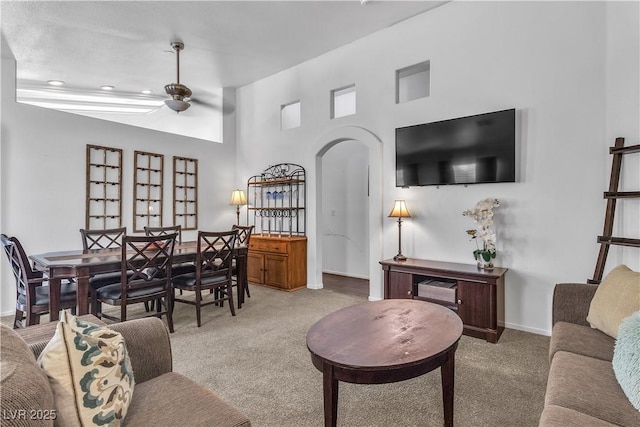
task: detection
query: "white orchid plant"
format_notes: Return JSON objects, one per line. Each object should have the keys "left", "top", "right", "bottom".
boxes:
{"left": 463, "top": 198, "right": 500, "bottom": 263}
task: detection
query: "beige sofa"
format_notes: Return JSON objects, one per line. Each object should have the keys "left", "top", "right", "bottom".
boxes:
{"left": 539, "top": 283, "right": 640, "bottom": 426}
{"left": 1, "top": 317, "right": 252, "bottom": 427}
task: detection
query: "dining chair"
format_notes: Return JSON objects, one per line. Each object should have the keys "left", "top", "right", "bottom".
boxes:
{"left": 80, "top": 227, "right": 127, "bottom": 250}
{"left": 144, "top": 225, "right": 196, "bottom": 276}
{"left": 1, "top": 234, "right": 77, "bottom": 328}
{"left": 172, "top": 230, "right": 237, "bottom": 327}
{"left": 93, "top": 233, "right": 178, "bottom": 333}
{"left": 231, "top": 224, "right": 254, "bottom": 298}
{"left": 80, "top": 227, "right": 128, "bottom": 313}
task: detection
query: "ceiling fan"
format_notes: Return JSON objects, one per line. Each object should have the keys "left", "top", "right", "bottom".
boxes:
{"left": 164, "top": 41, "right": 192, "bottom": 113}
{"left": 164, "top": 41, "right": 232, "bottom": 115}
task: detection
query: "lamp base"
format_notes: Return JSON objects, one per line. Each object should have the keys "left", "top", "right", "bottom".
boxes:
{"left": 393, "top": 254, "right": 407, "bottom": 261}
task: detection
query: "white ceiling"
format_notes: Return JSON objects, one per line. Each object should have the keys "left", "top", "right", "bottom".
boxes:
{"left": 1, "top": 1, "right": 447, "bottom": 95}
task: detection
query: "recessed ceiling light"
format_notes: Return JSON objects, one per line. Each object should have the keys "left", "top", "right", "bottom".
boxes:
{"left": 141, "top": 89, "right": 153, "bottom": 94}
{"left": 47, "top": 80, "right": 65, "bottom": 86}
{"left": 100, "top": 85, "right": 115, "bottom": 91}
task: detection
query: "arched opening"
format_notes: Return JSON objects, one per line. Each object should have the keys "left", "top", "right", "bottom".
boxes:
{"left": 306, "top": 126, "right": 383, "bottom": 300}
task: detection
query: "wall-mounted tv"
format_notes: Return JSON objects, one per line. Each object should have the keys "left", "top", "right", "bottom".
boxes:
{"left": 395, "top": 108, "right": 516, "bottom": 187}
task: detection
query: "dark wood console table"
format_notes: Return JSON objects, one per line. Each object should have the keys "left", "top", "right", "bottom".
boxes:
{"left": 380, "top": 258, "right": 507, "bottom": 343}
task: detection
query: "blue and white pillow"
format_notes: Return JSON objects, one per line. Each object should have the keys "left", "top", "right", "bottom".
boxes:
{"left": 613, "top": 311, "right": 640, "bottom": 411}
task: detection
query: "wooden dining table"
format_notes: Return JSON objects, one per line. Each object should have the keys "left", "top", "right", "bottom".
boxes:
{"left": 29, "top": 241, "right": 249, "bottom": 322}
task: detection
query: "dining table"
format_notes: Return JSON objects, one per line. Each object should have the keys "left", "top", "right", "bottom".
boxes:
{"left": 29, "top": 241, "right": 249, "bottom": 322}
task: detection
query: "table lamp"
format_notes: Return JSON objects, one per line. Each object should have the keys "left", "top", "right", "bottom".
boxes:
{"left": 229, "top": 189, "right": 247, "bottom": 225}
{"left": 388, "top": 200, "right": 410, "bottom": 261}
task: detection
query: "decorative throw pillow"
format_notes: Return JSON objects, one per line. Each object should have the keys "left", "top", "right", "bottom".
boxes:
{"left": 37, "top": 311, "right": 135, "bottom": 426}
{"left": 586, "top": 264, "right": 640, "bottom": 338}
{"left": 612, "top": 311, "right": 640, "bottom": 411}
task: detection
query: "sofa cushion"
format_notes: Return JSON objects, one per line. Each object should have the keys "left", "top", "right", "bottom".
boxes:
{"left": 549, "top": 321, "right": 614, "bottom": 363}
{"left": 123, "top": 372, "right": 251, "bottom": 427}
{"left": 612, "top": 311, "right": 640, "bottom": 411}
{"left": 1, "top": 324, "right": 56, "bottom": 427}
{"left": 37, "top": 311, "right": 135, "bottom": 426}
{"left": 546, "top": 351, "right": 640, "bottom": 426}
{"left": 586, "top": 264, "right": 640, "bottom": 338}
{"left": 539, "top": 405, "right": 618, "bottom": 427}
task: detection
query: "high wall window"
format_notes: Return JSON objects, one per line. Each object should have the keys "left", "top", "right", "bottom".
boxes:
{"left": 396, "top": 60, "right": 430, "bottom": 104}
{"left": 331, "top": 84, "right": 356, "bottom": 119}
{"left": 281, "top": 100, "right": 301, "bottom": 130}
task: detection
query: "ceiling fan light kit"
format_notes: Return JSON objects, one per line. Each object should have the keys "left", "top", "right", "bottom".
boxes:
{"left": 164, "top": 41, "right": 192, "bottom": 113}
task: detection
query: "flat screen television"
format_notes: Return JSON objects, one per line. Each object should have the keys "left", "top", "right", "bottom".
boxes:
{"left": 395, "top": 108, "right": 516, "bottom": 187}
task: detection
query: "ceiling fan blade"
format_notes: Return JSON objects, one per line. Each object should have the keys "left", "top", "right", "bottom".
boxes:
{"left": 189, "top": 97, "right": 218, "bottom": 109}
{"left": 189, "top": 96, "right": 235, "bottom": 115}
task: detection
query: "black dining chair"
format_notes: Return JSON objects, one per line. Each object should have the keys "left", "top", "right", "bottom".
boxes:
{"left": 1, "top": 234, "right": 77, "bottom": 328}
{"left": 231, "top": 224, "right": 254, "bottom": 299}
{"left": 80, "top": 227, "right": 128, "bottom": 314}
{"left": 93, "top": 233, "right": 178, "bottom": 332}
{"left": 144, "top": 225, "right": 196, "bottom": 277}
{"left": 172, "top": 230, "right": 237, "bottom": 327}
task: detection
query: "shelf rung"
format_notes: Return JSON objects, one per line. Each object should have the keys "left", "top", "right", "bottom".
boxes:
{"left": 597, "top": 236, "right": 640, "bottom": 247}
{"left": 604, "top": 191, "right": 640, "bottom": 199}
{"left": 610, "top": 144, "right": 640, "bottom": 155}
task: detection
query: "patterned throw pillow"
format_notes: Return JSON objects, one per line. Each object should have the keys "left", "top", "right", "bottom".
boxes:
{"left": 37, "top": 311, "right": 135, "bottom": 426}
{"left": 613, "top": 311, "right": 640, "bottom": 411}
{"left": 586, "top": 264, "right": 640, "bottom": 338}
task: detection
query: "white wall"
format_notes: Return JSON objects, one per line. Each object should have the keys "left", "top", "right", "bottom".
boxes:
{"left": 236, "top": 1, "right": 640, "bottom": 335}
{"left": 321, "top": 140, "right": 369, "bottom": 279}
{"left": 1, "top": 57, "right": 239, "bottom": 315}
{"left": 605, "top": 1, "right": 640, "bottom": 271}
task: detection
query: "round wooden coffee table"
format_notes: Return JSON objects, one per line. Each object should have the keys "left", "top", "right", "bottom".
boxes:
{"left": 306, "top": 299, "right": 463, "bottom": 427}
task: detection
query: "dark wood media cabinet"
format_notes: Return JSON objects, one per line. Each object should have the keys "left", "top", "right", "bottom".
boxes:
{"left": 380, "top": 258, "right": 507, "bottom": 343}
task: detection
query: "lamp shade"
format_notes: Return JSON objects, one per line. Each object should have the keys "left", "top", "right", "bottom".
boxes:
{"left": 229, "top": 189, "right": 247, "bottom": 206}
{"left": 388, "top": 200, "right": 411, "bottom": 218}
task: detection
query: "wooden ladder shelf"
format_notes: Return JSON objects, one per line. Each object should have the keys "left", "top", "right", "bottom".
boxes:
{"left": 590, "top": 137, "right": 640, "bottom": 284}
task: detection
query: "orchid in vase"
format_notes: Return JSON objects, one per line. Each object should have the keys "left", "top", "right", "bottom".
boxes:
{"left": 463, "top": 198, "right": 500, "bottom": 270}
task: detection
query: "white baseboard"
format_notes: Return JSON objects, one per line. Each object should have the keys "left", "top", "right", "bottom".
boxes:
{"left": 322, "top": 270, "right": 369, "bottom": 281}
{"left": 307, "top": 283, "right": 323, "bottom": 290}
{"left": 504, "top": 321, "right": 550, "bottom": 336}
{"left": 368, "top": 295, "right": 382, "bottom": 302}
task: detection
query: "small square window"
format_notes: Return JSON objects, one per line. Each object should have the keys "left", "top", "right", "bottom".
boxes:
{"left": 396, "top": 61, "right": 430, "bottom": 104}
{"left": 281, "top": 101, "right": 301, "bottom": 130}
{"left": 331, "top": 85, "right": 356, "bottom": 119}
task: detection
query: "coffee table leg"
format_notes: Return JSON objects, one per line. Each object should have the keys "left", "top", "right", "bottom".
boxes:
{"left": 441, "top": 351, "right": 455, "bottom": 427}
{"left": 323, "top": 364, "right": 338, "bottom": 427}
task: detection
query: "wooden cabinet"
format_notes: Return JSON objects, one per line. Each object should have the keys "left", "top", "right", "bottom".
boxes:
{"left": 248, "top": 235, "right": 307, "bottom": 291}
{"left": 380, "top": 258, "right": 507, "bottom": 343}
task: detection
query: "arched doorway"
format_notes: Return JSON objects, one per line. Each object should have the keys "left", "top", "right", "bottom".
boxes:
{"left": 306, "top": 126, "right": 383, "bottom": 300}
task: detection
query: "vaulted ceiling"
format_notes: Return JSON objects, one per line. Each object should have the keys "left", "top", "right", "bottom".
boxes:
{"left": 1, "top": 1, "right": 447, "bottom": 140}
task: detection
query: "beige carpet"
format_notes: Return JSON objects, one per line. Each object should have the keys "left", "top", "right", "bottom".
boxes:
{"left": 3, "top": 285, "right": 551, "bottom": 426}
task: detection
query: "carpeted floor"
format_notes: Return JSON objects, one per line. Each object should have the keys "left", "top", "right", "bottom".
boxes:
{"left": 3, "top": 284, "right": 551, "bottom": 426}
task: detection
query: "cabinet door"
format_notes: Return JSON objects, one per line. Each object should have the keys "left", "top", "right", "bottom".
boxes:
{"left": 264, "top": 254, "right": 288, "bottom": 288}
{"left": 247, "top": 252, "right": 265, "bottom": 284}
{"left": 457, "top": 280, "right": 491, "bottom": 329}
{"left": 388, "top": 272, "right": 414, "bottom": 299}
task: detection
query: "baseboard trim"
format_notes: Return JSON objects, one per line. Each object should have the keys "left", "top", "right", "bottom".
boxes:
{"left": 504, "top": 321, "right": 550, "bottom": 336}
{"left": 307, "top": 283, "right": 323, "bottom": 290}
{"left": 322, "top": 270, "right": 370, "bottom": 281}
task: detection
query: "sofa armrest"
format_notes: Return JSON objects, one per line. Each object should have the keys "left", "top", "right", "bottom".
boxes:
{"left": 109, "top": 317, "right": 173, "bottom": 384}
{"left": 552, "top": 283, "right": 598, "bottom": 326}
